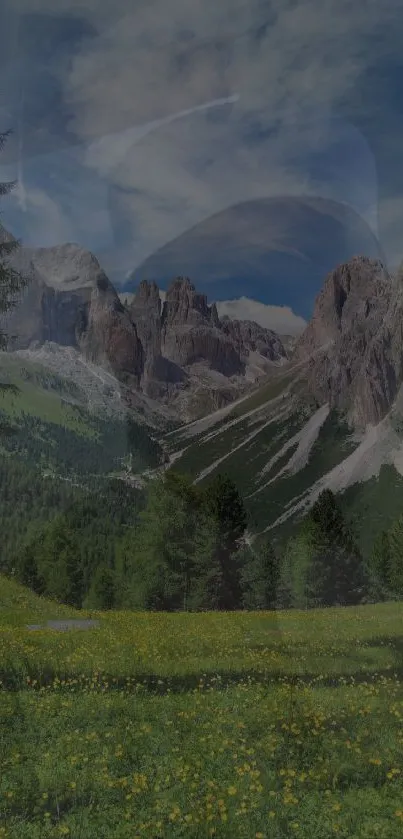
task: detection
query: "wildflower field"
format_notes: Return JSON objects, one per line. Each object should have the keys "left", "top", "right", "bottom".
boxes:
{"left": 1, "top": 576, "right": 403, "bottom": 838}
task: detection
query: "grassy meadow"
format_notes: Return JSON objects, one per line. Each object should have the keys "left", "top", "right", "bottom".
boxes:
{"left": 1, "top": 576, "right": 403, "bottom": 838}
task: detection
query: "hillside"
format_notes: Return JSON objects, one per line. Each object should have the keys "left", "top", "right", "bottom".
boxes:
{"left": 162, "top": 256, "right": 403, "bottom": 551}
{"left": 4, "top": 225, "right": 403, "bottom": 564}
{"left": 0, "top": 350, "right": 165, "bottom": 480}
{"left": 0, "top": 348, "right": 166, "bottom": 581}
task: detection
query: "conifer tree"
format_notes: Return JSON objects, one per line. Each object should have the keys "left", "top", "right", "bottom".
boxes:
{"left": 240, "top": 536, "right": 280, "bottom": 610}
{"left": 201, "top": 473, "right": 247, "bottom": 609}
{"left": 0, "top": 129, "right": 28, "bottom": 429}
{"left": 368, "top": 529, "right": 393, "bottom": 601}
{"left": 283, "top": 490, "right": 367, "bottom": 608}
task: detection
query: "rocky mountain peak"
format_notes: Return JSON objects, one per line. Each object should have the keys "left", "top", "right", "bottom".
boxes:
{"left": 135, "top": 279, "right": 161, "bottom": 305}
{"left": 163, "top": 276, "right": 215, "bottom": 328}
{"left": 1, "top": 231, "right": 293, "bottom": 420}
{"left": 220, "top": 317, "right": 287, "bottom": 363}
{"left": 293, "top": 255, "right": 395, "bottom": 427}
{"left": 295, "top": 256, "right": 391, "bottom": 361}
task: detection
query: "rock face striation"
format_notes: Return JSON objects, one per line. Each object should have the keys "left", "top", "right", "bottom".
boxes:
{"left": 293, "top": 256, "right": 396, "bottom": 426}
{"left": 8, "top": 230, "right": 403, "bottom": 429}
{"left": 160, "top": 278, "right": 243, "bottom": 376}
{"left": 220, "top": 316, "right": 287, "bottom": 362}
{"left": 2, "top": 232, "right": 288, "bottom": 419}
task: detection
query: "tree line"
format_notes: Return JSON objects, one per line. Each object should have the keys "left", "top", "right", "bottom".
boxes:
{"left": 8, "top": 464, "right": 401, "bottom": 613}
{"left": 2, "top": 127, "right": 403, "bottom": 614}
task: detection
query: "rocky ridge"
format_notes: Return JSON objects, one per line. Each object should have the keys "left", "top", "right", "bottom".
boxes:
{"left": 1, "top": 233, "right": 288, "bottom": 421}
{"left": 5, "top": 224, "right": 403, "bottom": 429}
{"left": 293, "top": 255, "right": 397, "bottom": 427}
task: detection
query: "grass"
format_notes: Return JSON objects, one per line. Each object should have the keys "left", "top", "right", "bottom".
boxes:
{"left": 340, "top": 465, "right": 403, "bottom": 558}
{"left": 1, "top": 576, "right": 403, "bottom": 837}
{"left": 0, "top": 357, "right": 96, "bottom": 439}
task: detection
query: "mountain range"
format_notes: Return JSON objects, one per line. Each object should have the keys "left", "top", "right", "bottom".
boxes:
{"left": 0, "top": 226, "right": 290, "bottom": 425}
{"left": 3, "top": 227, "right": 403, "bottom": 553}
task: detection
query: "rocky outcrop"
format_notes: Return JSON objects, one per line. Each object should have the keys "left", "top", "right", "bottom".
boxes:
{"left": 80, "top": 274, "right": 144, "bottom": 387}
{"left": 1, "top": 230, "right": 288, "bottom": 419}
{"left": 161, "top": 277, "right": 244, "bottom": 376}
{"left": 2, "top": 233, "right": 143, "bottom": 388}
{"left": 128, "top": 280, "right": 161, "bottom": 362}
{"left": 294, "top": 256, "right": 394, "bottom": 426}
{"left": 220, "top": 316, "right": 287, "bottom": 362}
{"left": 4, "top": 248, "right": 92, "bottom": 349}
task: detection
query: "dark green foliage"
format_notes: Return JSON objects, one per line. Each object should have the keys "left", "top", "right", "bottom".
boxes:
{"left": 16, "top": 528, "right": 46, "bottom": 596}
{"left": 0, "top": 130, "right": 29, "bottom": 400}
{"left": 115, "top": 475, "right": 219, "bottom": 611}
{"left": 200, "top": 473, "right": 247, "bottom": 610}
{"left": 0, "top": 407, "right": 163, "bottom": 478}
{"left": 281, "top": 489, "right": 367, "bottom": 609}
{"left": 83, "top": 563, "right": 116, "bottom": 610}
{"left": 6, "top": 435, "right": 403, "bottom": 614}
{"left": 1, "top": 455, "right": 143, "bottom": 607}
{"left": 386, "top": 515, "right": 403, "bottom": 597}
{"left": 367, "top": 515, "right": 403, "bottom": 600}
{"left": 367, "top": 530, "right": 394, "bottom": 601}
{"left": 240, "top": 536, "right": 280, "bottom": 610}
{"left": 202, "top": 473, "right": 247, "bottom": 552}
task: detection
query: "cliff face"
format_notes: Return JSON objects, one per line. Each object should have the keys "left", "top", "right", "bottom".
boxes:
{"left": 220, "top": 316, "right": 286, "bottom": 362}
{"left": 2, "top": 234, "right": 287, "bottom": 419}
{"left": 160, "top": 278, "right": 244, "bottom": 375}
{"left": 5, "top": 225, "right": 403, "bottom": 428}
{"left": 293, "top": 256, "right": 395, "bottom": 426}
{"left": 80, "top": 274, "right": 144, "bottom": 388}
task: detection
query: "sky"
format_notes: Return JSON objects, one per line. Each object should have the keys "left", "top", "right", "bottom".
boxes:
{"left": 0, "top": 0, "right": 403, "bottom": 328}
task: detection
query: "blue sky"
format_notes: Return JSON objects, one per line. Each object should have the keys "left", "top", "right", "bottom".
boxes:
{"left": 0, "top": 0, "right": 402, "bottom": 321}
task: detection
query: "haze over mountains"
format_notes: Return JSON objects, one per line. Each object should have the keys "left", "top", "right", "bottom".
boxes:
{"left": 124, "top": 196, "right": 385, "bottom": 319}
{"left": 2, "top": 218, "right": 402, "bottom": 432}
{"left": 5, "top": 212, "right": 403, "bottom": 548}
{"left": 1, "top": 226, "right": 290, "bottom": 423}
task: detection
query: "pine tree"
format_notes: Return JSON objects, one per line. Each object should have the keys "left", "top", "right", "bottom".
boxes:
{"left": 240, "top": 536, "right": 280, "bottom": 610}
{"left": 304, "top": 489, "right": 367, "bottom": 606}
{"left": 201, "top": 473, "right": 247, "bottom": 609}
{"left": 385, "top": 515, "right": 403, "bottom": 598}
{"left": 367, "top": 530, "right": 393, "bottom": 601}
{"left": 282, "top": 490, "right": 367, "bottom": 609}
{"left": 83, "top": 563, "right": 115, "bottom": 610}
{"left": 0, "top": 129, "right": 28, "bottom": 430}
{"left": 16, "top": 529, "right": 45, "bottom": 595}
{"left": 203, "top": 473, "right": 247, "bottom": 552}
{"left": 122, "top": 476, "right": 198, "bottom": 611}
{"left": 33, "top": 514, "right": 83, "bottom": 607}
{"left": 280, "top": 530, "right": 319, "bottom": 610}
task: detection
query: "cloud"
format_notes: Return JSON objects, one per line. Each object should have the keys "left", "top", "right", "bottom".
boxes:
{"left": 2, "top": 183, "right": 75, "bottom": 247}
{"left": 60, "top": 0, "right": 396, "bottom": 137}
{"left": 2, "top": 0, "right": 403, "bottom": 285}
{"left": 55, "top": 0, "right": 389, "bottom": 269}
{"left": 215, "top": 297, "right": 306, "bottom": 335}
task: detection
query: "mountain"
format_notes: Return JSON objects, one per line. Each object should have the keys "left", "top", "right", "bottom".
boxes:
{"left": 5, "top": 222, "right": 403, "bottom": 558}
{"left": 162, "top": 254, "right": 403, "bottom": 554}
{"left": 293, "top": 255, "right": 394, "bottom": 427}
{"left": 1, "top": 231, "right": 289, "bottom": 422}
